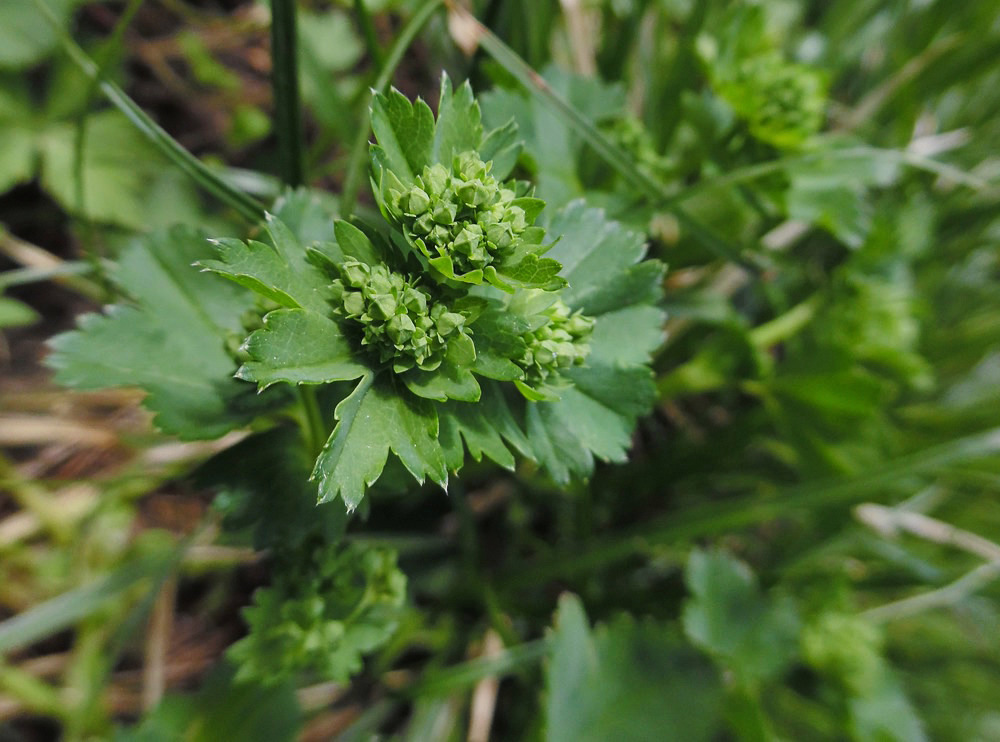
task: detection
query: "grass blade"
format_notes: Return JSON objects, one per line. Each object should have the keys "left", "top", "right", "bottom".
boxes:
{"left": 506, "top": 427, "right": 1000, "bottom": 585}
{"left": 0, "top": 550, "right": 176, "bottom": 654}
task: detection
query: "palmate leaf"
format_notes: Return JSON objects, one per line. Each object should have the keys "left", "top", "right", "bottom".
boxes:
{"left": 520, "top": 201, "right": 666, "bottom": 482}
{"left": 47, "top": 226, "right": 281, "bottom": 440}
{"left": 439, "top": 383, "right": 533, "bottom": 472}
{"left": 199, "top": 213, "right": 334, "bottom": 314}
{"left": 312, "top": 373, "right": 448, "bottom": 510}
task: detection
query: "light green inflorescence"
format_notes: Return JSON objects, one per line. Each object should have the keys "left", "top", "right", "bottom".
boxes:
{"left": 517, "top": 299, "right": 595, "bottom": 387}
{"left": 330, "top": 260, "right": 474, "bottom": 373}
{"left": 395, "top": 151, "right": 529, "bottom": 275}
{"left": 716, "top": 52, "right": 826, "bottom": 149}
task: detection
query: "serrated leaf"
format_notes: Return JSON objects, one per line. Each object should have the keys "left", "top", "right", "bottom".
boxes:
{"left": 237, "top": 309, "right": 368, "bottom": 388}
{"left": 47, "top": 226, "right": 278, "bottom": 440}
{"left": 545, "top": 200, "right": 650, "bottom": 312}
{"left": 333, "top": 220, "right": 381, "bottom": 266}
{"left": 492, "top": 254, "right": 566, "bottom": 291}
{"left": 545, "top": 594, "right": 723, "bottom": 742}
{"left": 479, "top": 118, "right": 522, "bottom": 180}
{"left": 199, "top": 214, "right": 333, "bottom": 314}
{"left": 432, "top": 75, "right": 483, "bottom": 165}
{"left": 526, "top": 385, "right": 641, "bottom": 484}
{"left": 370, "top": 88, "right": 435, "bottom": 183}
{"left": 272, "top": 187, "right": 341, "bottom": 245}
{"left": 312, "top": 374, "right": 447, "bottom": 509}
{"left": 682, "top": 548, "right": 800, "bottom": 686}
{"left": 403, "top": 363, "right": 481, "bottom": 403}
{"left": 588, "top": 305, "right": 667, "bottom": 366}
{"left": 438, "top": 383, "right": 532, "bottom": 471}
{"left": 518, "top": 202, "right": 666, "bottom": 482}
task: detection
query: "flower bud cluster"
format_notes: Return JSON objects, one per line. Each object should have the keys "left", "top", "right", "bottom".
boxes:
{"left": 395, "top": 151, "right": 529, "bottom": 275}
{"left": 518, "top": 300, "right": 595, "bottom": 386}
{"left": 718, "top": 52, "right": 825, "bottom": 149}
{"left": 331, "top": 261, "right": 471, "bottom": 372}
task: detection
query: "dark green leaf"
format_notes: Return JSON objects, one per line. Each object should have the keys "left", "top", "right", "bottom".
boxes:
{"left": 116, "top": 664, "right": 302, "bottom": 742}
{"left": 237, "top": 309, "right": 369, "bottom": 388}
{"left": 199, "top": 214, "right": 333, "bottom": 314}
{"left": 431, "top": 75, "right": 483, "bottom": 165}
{"left": 682, "top": 548, "right": 800, "bottom": 686}
{"left": 404, "top": 362, "right": 481, "bottom": 403}
{"left": 47, "top": 226, "right": 278, "bottom": 440}
{"left": 438, "top": 383, "right": 532, "bottom": 472}
{"left": 370, "top": 88, "right": 435, "bottom": 183}
{"left": 312, "top": 374, "right": 447, "bottom": 509}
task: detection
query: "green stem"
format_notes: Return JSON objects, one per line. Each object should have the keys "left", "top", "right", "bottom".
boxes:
{"left": 748, "top": 295, "right": 822, "bottom": 348}
{"left": 401, "top": 638, "right": 550, "bottom": 698}
{"left": 340, "top": 0, "right": 445, "bottom": 218}
{"left": 270, "top": 0, "right": 305, "bottom": 187}
{"left": 353, "top": 0, "right": 386, "bottom": 68}
{"left": 299, "top": 385, "right": 327, "bottom": 456}
{"left": 665, "top": 145, "right": 990, "bottom": 208}
{"left": 33, "top": 0, "right": 266, "bottom": 224}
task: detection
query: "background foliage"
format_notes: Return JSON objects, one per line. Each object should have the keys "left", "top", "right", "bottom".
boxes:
{"left": 2, "top": 0, "right": 1000, "bottom": 739}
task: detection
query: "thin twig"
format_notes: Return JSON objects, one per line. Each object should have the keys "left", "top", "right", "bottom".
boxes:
{"left": 861, "top": 560, "right": 1000, "bottom": 622}
{"left": 856, "top": 503, "right": 1000, "bottom": 621}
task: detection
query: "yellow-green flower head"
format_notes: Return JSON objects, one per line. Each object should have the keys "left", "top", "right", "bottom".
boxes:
{"left": 331, "top": 261, "right": 473, "bottom": 373}
{"left": 395, "top": 151, "right": 529, "bottom": 276}
{"left": 518, "top": 299, "right": 595, "bottom": 387}
{"left": 716, "top": 52, "right": 826, "bottom": 149}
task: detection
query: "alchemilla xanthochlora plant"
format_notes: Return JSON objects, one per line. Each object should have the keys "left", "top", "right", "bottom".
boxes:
{"left": 48, "top": 75, "right": 666, "bottom": 512}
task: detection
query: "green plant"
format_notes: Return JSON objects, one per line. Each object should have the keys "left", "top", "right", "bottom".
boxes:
{"left": 4, "top": 0, "right": 1000, "bottom": 739}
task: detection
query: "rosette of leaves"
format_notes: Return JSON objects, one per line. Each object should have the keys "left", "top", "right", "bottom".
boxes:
{"left": 371, "top": 75, "right": 564, "bottom": 292}
{"left": 228, "top": 542, "right": 406, "bottom": 686}
{"left": 49, "top": 85, "right": 666, "bottom": 511}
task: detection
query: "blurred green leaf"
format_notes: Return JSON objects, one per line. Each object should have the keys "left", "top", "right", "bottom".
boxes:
{"left": 683, "top": 548, "right": 800, "bottom": 686}
{"left": 0, "top": 0, "right": 75, "bottom": 68}
{"left": 545, "top": 594, "right": 723, "bottom": 742}
{"left": 116, "top": 664, "right": 302, "bottom": 742}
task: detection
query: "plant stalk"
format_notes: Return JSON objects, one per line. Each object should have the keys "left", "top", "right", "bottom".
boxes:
{"left": 269, "top": 0, "right": 305, "bottom": 187}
